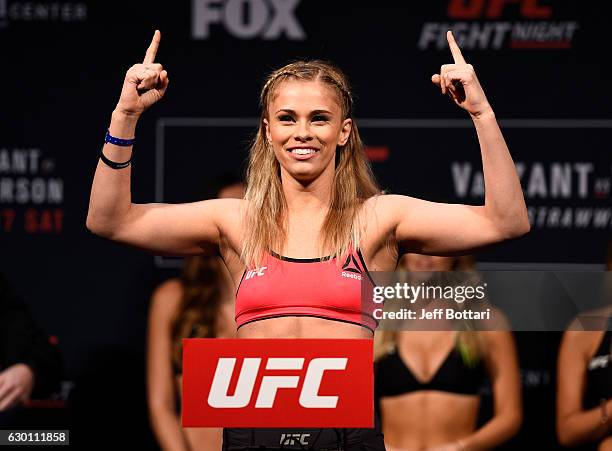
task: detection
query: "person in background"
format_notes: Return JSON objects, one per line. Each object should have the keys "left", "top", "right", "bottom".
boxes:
{"left": 375, "top": 254, "right": 522, "bottom": 451}
{"left": 0, "top": 273, "right": 63, "bottom": 412}
{"left": 147, "top": 180, "right": 243, "bottom": 451}
{"left": 556, "top": 243, "right": 612, "bottom": 450}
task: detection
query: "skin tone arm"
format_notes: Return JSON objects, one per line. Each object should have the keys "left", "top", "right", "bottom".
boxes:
{"left": 147, "top": 279, "right": 190, "bottom": 451}
{"left": 557, "top": 330, "right": 612, "bottom": 447}
{"left": 86, "top": 31, "right": 240, "bottom": 256}
{"left": 455, "top": 332, "right": 523, "bottom": 451}
{"left": 378, "top": 31, "right": 529, "bottom": 255}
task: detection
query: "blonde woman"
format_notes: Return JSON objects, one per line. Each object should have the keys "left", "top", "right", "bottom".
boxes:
{"left": 374, "top": 254, "right": 522, "bottom": 451}
{"left": 87, "top": 29, "right": 529, "bottom": 450}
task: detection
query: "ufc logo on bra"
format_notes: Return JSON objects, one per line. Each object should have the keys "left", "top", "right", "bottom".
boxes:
{"left": 182, "top": 339, "right": 373, "bottom": 428}
{"left": 245, "top": 266, "right": 267, "bottom": 280}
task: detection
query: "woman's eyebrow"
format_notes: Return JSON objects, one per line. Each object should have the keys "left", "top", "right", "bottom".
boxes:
{"left": 274, "top": 109, "right": 333, "bottom": 115}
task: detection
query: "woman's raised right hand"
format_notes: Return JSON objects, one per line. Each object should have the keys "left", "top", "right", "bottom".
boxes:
{"left": 115, "top": 30, "right": 169, "bottom": 117}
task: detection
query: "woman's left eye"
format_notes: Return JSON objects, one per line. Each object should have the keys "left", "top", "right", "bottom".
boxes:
{"left": 312, "top": 115, "right": 328, "bottom": 122}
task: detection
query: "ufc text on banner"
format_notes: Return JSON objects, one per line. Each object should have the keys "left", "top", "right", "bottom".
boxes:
{"left": 182, "top": 338, "right": 374, "bottom": 428}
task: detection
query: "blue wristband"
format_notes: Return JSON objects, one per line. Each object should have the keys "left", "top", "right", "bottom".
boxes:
{"left": 104, "top": 129, "right": 135, "bottom": 147}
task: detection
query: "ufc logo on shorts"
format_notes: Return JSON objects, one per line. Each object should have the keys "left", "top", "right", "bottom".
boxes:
{"left": 208, "top": 357, "right": 347, "bottom": 408}
{"left": 192, "top": 0, "right": 305, "bottom": 40}
{"left": 280, "top": 433, "right": 310, "bottom": 446}
{"left": 182, "top": 338, "right": 373, "bottom": 427}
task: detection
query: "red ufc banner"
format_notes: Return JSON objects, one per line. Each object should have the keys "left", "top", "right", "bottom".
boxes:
{"left": 182, "top": 338, "right": 373, "bottom": 428}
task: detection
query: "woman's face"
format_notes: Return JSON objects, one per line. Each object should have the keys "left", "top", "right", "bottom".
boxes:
{"left": 263, "top": 79, "right": 351, "bottom": 184}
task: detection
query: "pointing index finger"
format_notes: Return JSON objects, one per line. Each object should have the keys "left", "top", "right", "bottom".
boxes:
{"left": 143, "top": 30, "right": 161, "bottom": 64}
{"left": 447, "top": 30, "right": 466, "bottom": 64}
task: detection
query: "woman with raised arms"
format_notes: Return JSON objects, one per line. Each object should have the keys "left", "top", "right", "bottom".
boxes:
{"left": 86, "top": 29, "right": 529, "bottom": 450}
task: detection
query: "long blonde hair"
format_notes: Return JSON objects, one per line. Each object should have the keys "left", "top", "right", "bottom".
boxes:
{"left": 241, "top": 60, "right": 380, "bottom": 267}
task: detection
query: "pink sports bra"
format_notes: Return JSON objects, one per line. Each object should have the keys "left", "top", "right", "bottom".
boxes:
{"left": 235, "top": 249, "right": 378, "bottom": 332}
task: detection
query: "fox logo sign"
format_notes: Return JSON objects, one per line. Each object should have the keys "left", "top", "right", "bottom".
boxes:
{"left": 182, "top": 339, "right": 374, "bottom": 427}
{"left": 192, "top": 0, "right": 305, "bottom": 40}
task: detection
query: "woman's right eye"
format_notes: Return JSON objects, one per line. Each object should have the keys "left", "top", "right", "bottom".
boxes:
{"left": 279, "top": 115, "right": 294, "bottom": 122}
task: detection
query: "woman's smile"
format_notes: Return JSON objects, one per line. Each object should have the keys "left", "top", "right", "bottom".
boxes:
{"left": 286, "top": 146, "right": 320, "bottom": 160}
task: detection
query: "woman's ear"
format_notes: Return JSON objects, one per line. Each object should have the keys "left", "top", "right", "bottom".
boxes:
{"left": 338, "top": 118, "right": 352, "bottom": 146}
{"left": 263, "top": 118, "right": 272, "bottom": 143}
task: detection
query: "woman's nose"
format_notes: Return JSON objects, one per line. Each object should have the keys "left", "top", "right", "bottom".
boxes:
{"left": 294, "top": 121, "right": 313, "bottom": 141}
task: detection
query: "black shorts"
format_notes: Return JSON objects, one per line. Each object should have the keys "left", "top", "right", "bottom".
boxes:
{"left": 222, "top": 415, "right": 385, "bottom": 451}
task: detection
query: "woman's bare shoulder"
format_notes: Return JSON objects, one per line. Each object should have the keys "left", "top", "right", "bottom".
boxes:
{"left": 360, "top": 194, "right": 400, "bottom": 230}
{"left": 359, "top": 195, "right": 398, "bottom": 259}
{"left": 567, "top": 305, "right": 612, "bottom": 331}
{"left": 363, "top": 193, "right": 402, "bottom": 209}
{"left": 559, "top": 308, "right": 611, "bottom": 359}
{"left": 361, "top": 193, "right": 423, "bottom": 231}
{"left": 477, "top": 328, "right": 515, "bottom": 351}
{"left": 215, "top": 198, "right": 248, "bottom": 234}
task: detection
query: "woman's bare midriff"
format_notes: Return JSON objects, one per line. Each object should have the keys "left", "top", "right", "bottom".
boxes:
{"left": 380, "top": 392, "right": 480, "bottom": 450}
{"left": 236, "top": 316, "right": 373, "bottom": 339}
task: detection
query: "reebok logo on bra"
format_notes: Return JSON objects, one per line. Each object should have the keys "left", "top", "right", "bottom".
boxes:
{"left": 341, "top": 255, "right": 362, "bottom": 280}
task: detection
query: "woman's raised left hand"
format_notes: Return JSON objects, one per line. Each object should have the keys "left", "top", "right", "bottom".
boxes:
{"left": 432, "top": 31, "right": 492, "bottom": 118}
